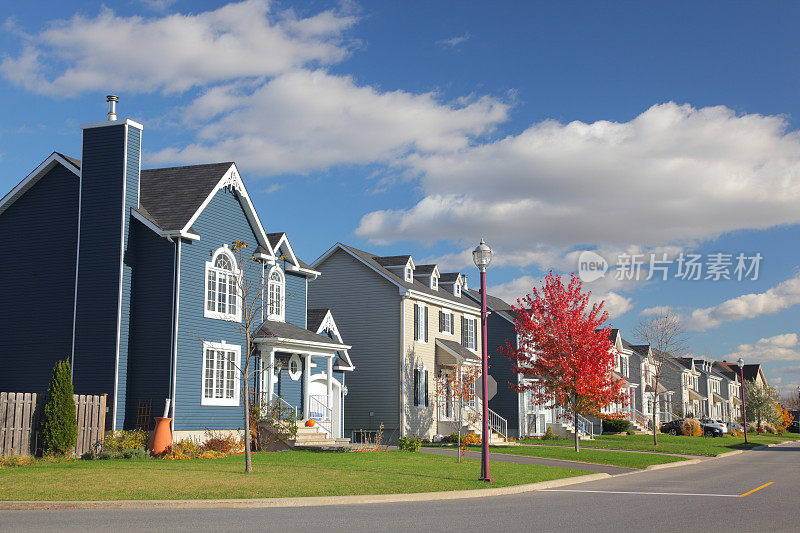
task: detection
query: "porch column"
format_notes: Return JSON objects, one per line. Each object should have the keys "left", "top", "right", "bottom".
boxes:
{"left": 303, "top": 353, "right": 311, "bottom": 420}
{"left": 326, "top": 356, "right": 333, "bottom": 415}
{"left": 266, "top": 347, "right": 275, "bottom": 403}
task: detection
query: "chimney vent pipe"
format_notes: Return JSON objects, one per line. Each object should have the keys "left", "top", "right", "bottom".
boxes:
{"left": 106, "top": 95, "right": 119, "bottom": 121}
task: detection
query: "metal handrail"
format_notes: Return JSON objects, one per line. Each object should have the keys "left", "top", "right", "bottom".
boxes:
{"left": 308, "top": 395, "right": 333, "bottom": 438}
{"left": 268, "top": 392, "right": 299, "bottom": 420}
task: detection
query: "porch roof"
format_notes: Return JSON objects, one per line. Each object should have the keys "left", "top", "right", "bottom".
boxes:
{"left": 712, "top": 392, "right": 726, "bottom": 404}
{"left": 435, "top": 338, "right": 480, "bottom": 365}
{"left": 688, "top": 388, "right": 707, "bottom": 402}
{"left": 254, "top": 320, "right": 350, "bottom": 353}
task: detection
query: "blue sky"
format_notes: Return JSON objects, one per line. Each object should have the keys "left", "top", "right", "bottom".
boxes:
{"left": 2, "top": 1, "right": 800, "bottom": 393}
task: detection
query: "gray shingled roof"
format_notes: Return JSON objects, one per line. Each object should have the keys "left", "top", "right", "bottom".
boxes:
{"left": 464, "top": 289, "right": 516, "bottom": 322}
{"left": 55, "top": 152, "right": 81, "bottom": 169}
{"left": 629, "top": 344, "right": 651, "bottom": 357}
{"left": 307, "top": 309, "right": 330, "bottom": 333}
{"left": 439, "top": 273, "right": 461, "bottom": 283}
{"left": 673, "top": 357, "right": 694, "bottom": 370}
{"left": 340, "top": 244, "right": 480, "bottom": 309}
{"left": 374, "top": 255, "right": 412, "bottom": 267}
{"left": 254, "top": 319, "right": 342, "bottom": 346}
{"left": 436, "top": 338, "right": 480, "bottom": 362}
{"left": 414, "top": 264, "right": 437, "bottom": 275}
{"left": 138, "top": 162, "right": 233, "bottom": 231}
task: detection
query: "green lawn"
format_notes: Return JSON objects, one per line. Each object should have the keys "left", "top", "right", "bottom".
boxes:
{"left": 464, "top": 445, "right": 686, "bottom": 469}
{"left": 516, "top": 433, "right": 800, "bottom": 456}
{"left": 0, "top": 450, "right": 587, "bottom": 501}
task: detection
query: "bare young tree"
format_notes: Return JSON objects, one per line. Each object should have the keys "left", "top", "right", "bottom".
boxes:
{"left": 634, "top": 310, "right": 689, "bottom": 446}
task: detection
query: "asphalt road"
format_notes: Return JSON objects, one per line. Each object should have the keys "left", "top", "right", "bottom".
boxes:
{"left": 2, "top": 441, "right": 798, "bottom": 532}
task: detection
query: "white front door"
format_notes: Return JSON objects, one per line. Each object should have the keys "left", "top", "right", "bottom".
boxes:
{"left": 309, "top": 376, "right": 342, "bottom": 438}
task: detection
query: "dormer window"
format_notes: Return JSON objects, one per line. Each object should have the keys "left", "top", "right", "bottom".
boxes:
{"left": 404, "top": 265, "right": 413, "bottom": 282}
{"left": 205, "top": 246, "right": 241, "bottom": 321}
{"left": 431, "top": 276, "right": 438, "bottom": 290}
{"left": 454, "top": 283, "right": 461, "bottom": 297}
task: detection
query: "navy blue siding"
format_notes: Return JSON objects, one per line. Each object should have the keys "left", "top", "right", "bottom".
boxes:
{"left": 0, "top": 164, "right": 78, "bottom": 392}
{"left": 275, "top": 356, "right": 304, "bottom": 412}
{"left": 72, "top": 124, "right": 129, "bottom": 428}
{"left": 115, "top": 125, "right": 141, "bottom": 428}
{"left": 123, "top": 218, "right": 174, "bottom": 429}
{"left": 487, "top": 315, "right": 520, "bottom": 433}
{"left": 174, "top": 187, "right": 265, "bottom": 431}
{"left": 284, "top": 272, "right": 306, "bottom": 328}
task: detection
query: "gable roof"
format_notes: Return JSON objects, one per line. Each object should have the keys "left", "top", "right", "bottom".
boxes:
{"left": 138, "top": 162, "right": 235, "bottom": 231}
{"left": 439, "top": 273, "right": 462, "bottom": 284}
{"left": 414, "top": 264, "right": 439, "bottom": 276}
{"left": 307, "top": 308, "right": 329, "bottom": 333}
{"left": 673, "top": 357, "right": 695, "bottom": 371}
{"left": 307, "top": 308, "right": 354, "bottom": 371}
{"left": 0, "top": 152, "right": 81, "bottom": 217}
{"left": 375, "top": 255, "right": 413, "bottom": 268}
{"left": 313, "top": 243, "right": 480, "bottom": 312}
{"left": 254, "top": 319, "right": 346, "bottom": 347}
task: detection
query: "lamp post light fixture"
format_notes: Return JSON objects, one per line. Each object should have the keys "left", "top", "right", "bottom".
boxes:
{"left": 738, "top": 358, "right": 748, "bottom": 445}
{"left": 473, "top": 238, "right": 493, "bottom": 483}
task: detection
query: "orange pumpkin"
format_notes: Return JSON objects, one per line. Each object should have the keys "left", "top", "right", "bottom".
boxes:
{"left": 305, "top": 419, "right": 316, "bottom": 427}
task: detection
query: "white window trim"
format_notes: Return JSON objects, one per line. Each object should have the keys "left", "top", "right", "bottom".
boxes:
{"left": 204, "top": 245, "right": 242, "bottom": 322}
{"left": 201, "top": 341, "right": 241, "bottom": 406}
{"left": 415, "top": 303, "right": 427, "bottom": 343}
{"left": 430, "top": 276, "right": 438, "bottom": 290}
{"left": 464, "top": 316, "right": 477, "bottom": 351}
{"left": 404, "top": 265, "right": 413, "bottom": 282}
{"left": 441, "top": 309, "right": 454, "bottom": 336}
{"left": 267, "top": 265, "right": 286, "bottom": 322}
{"left": 453, "top": 283, "right": 461, "bottom": 297}
{"left": 415, "top": 364, "right": 427, "bottom": 409}
{"left": 287, "top": 354, "right": 302, "bottom": 381}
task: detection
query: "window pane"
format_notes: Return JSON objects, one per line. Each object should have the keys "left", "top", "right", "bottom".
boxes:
{"left": 204, "top": 349, "right": 215, "bottom": 399}
{"left": 207, "top": 271, "right": 216, "bottom": 311}
{"left": 218, "top": 273, "right": 227, "bottom": 313}
{"left": 215, "top": 350, "right": 224, "bottom": 398}
{"left": 226, "top": 351, "right": 235, "bottom": 399}
{"left": 228, "top": 276, "right": 237, "bottom": 315}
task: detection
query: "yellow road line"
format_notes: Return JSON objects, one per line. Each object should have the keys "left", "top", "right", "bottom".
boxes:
{"left": 739, "top": 482, "right": 774, "bottom": 497}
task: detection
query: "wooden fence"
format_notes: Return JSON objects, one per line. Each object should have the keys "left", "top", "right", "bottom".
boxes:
{"left": 0, "top": 392, "right": 107, "bottom": 456}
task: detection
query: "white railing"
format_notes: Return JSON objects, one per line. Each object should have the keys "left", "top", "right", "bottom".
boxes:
{"left": 632, "top": 408, "right": 653, "bottom": 430}
{"left": 658, "top": 410, "right": 678, "bottom": 424}
{"left": 449, "top": 403, "right": 508, "bottom": 442}
{"left": 308, "top": 395, "right": 333, "bottom": 438}
{"left": 487, "top": 408, "right": 508, "bottom": 442}
{"left": 575, "top": 413, "right": 598, "bottom": 437}
{"left": 265, "top": 392, "right": 299, "bottom": 420}
{"left": 554, "top": 407, "right": 597, "bottom": 438}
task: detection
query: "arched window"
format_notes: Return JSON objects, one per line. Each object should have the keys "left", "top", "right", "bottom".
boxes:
{"left": 267, "top": 266, "right": 285, "bottom": 321}
{"left": 205, "top": 246, "right": 240, "bottom": 321}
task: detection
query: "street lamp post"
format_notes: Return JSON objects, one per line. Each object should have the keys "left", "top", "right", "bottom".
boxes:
{"left": 473, "top": 239, "right": 493, "bottom": 483}
{"left": 738, "top": 358, "right": 747, "bottom": 445}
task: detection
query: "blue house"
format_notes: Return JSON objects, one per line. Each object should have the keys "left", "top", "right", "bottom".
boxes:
{"left": 0, "top": 97, "right": 353, "bottom": 440}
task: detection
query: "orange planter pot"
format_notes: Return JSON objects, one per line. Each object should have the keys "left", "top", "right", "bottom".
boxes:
{"left": 148, "top": 417, "right": 173, "bottom": 456}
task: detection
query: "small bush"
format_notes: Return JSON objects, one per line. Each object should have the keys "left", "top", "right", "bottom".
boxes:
{"left": 463, "top": 433, "right": 481, "bottom": 445}
{"left": 626, "top": 429, "right": 635, "bottom": 436}
{"left": 40, "top": 360, "right": 78, "bottom": 456}
{"left": 121, "top": 448, "right": 150, "bottom": 460}
{"left": 602, "top": 419, "right": 631, "bottom": 433}
{"left": 202, "top": 430, "right": 243, "bottom": 455}
{"left": 0, "top": 455, "right": 36, "bottom": 468}
{"left": 762, "top": 423, "right": 777, "bottom": 434}
{"left": 398, "top": 435, "right": 422, "bottom": 452}
{"left": 104, "top": 429, "right": 149, "bottom": 453}
{"left": 172, "top": 437, "right": 203, "bottom": 458}
{"left": 542, "top": 426, "right": 557, "bottom": 440}
{"left": 97, "top": 450, "right": 121, "bottom": 460}
{"left": 681, "top": 418, "right": 702, "bottom": 436}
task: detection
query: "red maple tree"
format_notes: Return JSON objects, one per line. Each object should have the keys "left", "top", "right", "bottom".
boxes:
{"left": 502, "top": 271, "right": 627, "bottom": 451}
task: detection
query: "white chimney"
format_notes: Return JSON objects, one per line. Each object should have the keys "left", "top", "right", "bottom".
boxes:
{"left": 106, "top": 94, "right": 118, "bottom": 121}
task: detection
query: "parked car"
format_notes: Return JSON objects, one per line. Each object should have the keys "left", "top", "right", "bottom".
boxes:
{"left": 700, "top": 418, "right": 727, "bottom": 434}
{"left": 659, "top": 419, "right": 723, "bottom": 437}
{"left": 728, "top": 421, "right": 743, "bottom": 432}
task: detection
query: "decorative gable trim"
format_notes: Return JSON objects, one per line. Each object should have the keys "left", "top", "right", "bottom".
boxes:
{"left": 180, "top": 163, "right": 274, "bottom": 258}
{"left": 0, "top": 152, "right": 80, "bottom": 216}
{"left": 311, "top": 309, "right": 355, "bottom": 371}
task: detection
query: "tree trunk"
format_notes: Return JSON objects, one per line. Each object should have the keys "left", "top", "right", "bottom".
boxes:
{"left": 652, "top": 407, "right": 658, "bottom": 446}
{"left": 244, "top": 377, "right": 252, "bottom": 473}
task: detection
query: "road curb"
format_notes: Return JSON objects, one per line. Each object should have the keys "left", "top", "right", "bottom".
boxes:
{"left": 644, "top": 458, "right": 702, "bottom": 470}
{"left": 0, "top": 472, "right": 611, "bottom": 511}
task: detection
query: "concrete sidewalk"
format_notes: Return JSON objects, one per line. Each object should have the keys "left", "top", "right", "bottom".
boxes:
{"left": 419, "top": 447, "right": 638, "bottom": 475}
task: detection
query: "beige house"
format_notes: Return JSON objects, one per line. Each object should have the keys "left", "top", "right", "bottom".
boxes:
{"left": 310, "top": 243, "right": 494, "bottom": 441}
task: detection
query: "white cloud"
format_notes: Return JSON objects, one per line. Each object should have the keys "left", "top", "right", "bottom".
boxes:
{"left": 137, "top": 0, "right": 177, "bottom": 11}
{"left": 151, "top": 69, "right": 509, "bottom": 175}
{"left": 1, "top": 1, "right": 357, "bottom": 96}
{"left": 686, "top": 272, "right": 800, "bottom": 331}
{"left": 641, "top": 306, "right": 672, "bottom": 316}
{"left": 262, "top": 183, "right": 283, "bottom": 194}
{"left": 356, "top": 103, "right": 800, "bottom": 260}
{"left": 437, "top": 33, "right": 470, "bottom": 48}
{"left": 725, "top": 333, "right": 800, "bottom": 363}
{"left": 487, "top": 275, "right": 633, "bottom": 320}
